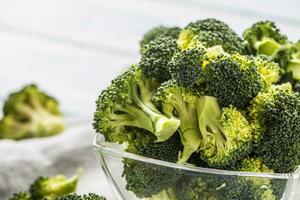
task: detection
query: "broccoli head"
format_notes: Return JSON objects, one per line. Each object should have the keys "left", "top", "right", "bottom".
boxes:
{"left": 9, "top": 192, "right": 31, "bottom": 200}
{"left": 29, "top": 170, "right": 81, "bottom": 200}
{"left": 205, "top": 53, "right": 264, "bottom": 109}
{"left": 122, "top": 133, "right": 183, "bottom": 198}
{"left": 198, "top": 96, "right": 253, "bottom": 167}
{"left": 175, "top": 176, "right": 217, "bottom": 200}
{"left": 286, "top": 41, "right": 300, "bottom": 80}
{"left": 178, "top": 18, "right": 246, "bottom": 53}
{"left": 153, "top": 79, "right": 203, "bottom": 163}
{"left": 168, "top": 48, "right": 207, "bottom": 88}
{"left": 243, "top": 21, "right": 293, "bottom": 67}
{"left": 93, "top": 66, "right": 180, "bottom": 143}
{"left": 140, "top": 26, "right": 181, "bottom": 50}
{"left": 0, "top": 84, "right": 64, "bottom": 140}
{"left": 249, "top": 83, "right": 300, "bottom": 172}
{"left": 55, "top": 193, "right": 106, "bottom": 200}
{"left": 139, "top": 36, "right": 179, "bottom": 82}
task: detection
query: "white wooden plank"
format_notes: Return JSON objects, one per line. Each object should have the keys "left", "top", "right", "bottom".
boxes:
{"left": 1, "top": 0, "right": 299, "bottom": 57}
{"left": 0, "top": 31, "right": 137, "bottom": 116}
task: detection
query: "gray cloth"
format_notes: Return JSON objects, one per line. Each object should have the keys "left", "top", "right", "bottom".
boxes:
{"left": 0, "top": 123, "right": 115, "bottom": 200}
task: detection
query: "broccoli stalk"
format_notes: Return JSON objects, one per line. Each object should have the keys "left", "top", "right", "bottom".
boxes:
{"left": 29, "top": 169, "right": 82, "bottom": 200}
{"left": 146, "top": 188, "right": 177, "bottom": 200}
{"left": 286, "top": 41, "right": 300, "bottom": 80}
{"left": 0, "top": 84, "right": 64, "bottom": 140}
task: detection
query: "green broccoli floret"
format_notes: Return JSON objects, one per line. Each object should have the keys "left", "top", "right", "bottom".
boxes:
{"left": 243, "top": 21, "right": 293, "bottom": 67}
{"left": 175, "top": 176, "right": 217, "bottom": 200}
{"left": 153, "top": 79, "right": 202, "bottom": 163}
{"left": 140, "top": 26, "right": 181, "bottom": 50}
{"left": 214, "top": 157, "right": 280, "bottom": 200}
{"left": 168, "top": 48, "right": 207, "bottom": 88}
{"left": 146, "top": 188, "right": 177, "bottom": 200}
{"left": 250, "top": 55, "right": 282, "bottom": 86}
{"left": 0, "top": 84, "right": 64, "bottom": 140}
{"left": 249, "top": 83, "right": 300, "bottom": 173}
{"left": 122, "top": 133, "right": 183, "bottom": 198}
{"left": 93, "top": 66, "right": 180, "bottom": 143}
{"left": 140, "top": 36, "right": 179, "bottom": 82}
{"left": 29, "top": 170, "right": 81, "bottom": 200}
{"left": 198, "top": 96, "right": 253, "bottom": 167}
{"left": 9, "top": 192, "right": 32, "bottom": 200}
{"left": 178, "top": 18, "right": 246, "bottom": 53}
{"left": 205, "top": 53, "right": 264, "bottom": 109}
{"left": 286, "top": 41, "right": 300, "bottom": 80}
{"left": 55, "top": 193, "right": 106, "bottom": 200}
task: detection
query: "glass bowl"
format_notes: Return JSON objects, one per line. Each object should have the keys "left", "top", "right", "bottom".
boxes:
{"left": 93, "top": 134, "right": 300, "bottom": 200}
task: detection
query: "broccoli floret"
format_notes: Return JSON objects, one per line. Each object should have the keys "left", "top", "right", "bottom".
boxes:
{"left": 286, "top": 41, "right": 300, "bottom": 80}
{"left": 9, "top": 192, "right": 31, "bottom": 200}
{"left": 249, "top": 83, "right": 300, "bottom": 172}
{"left": 205, "top": 53, "right": 264, "bottom": 109}
{"left": 250, "top": 55, "right": 282, "bottom": 86}
{"left": 146, "top": 188, "right": 177, "bottom": 200}
{"left": 140, "top": 26, "right": 181, "bottom": 50}
{"left": 0, "top": 84, "right": 64, "bottom": 140}
{"left": 29, "top": 170, "right": 81, "bottom": 200}
{"left": 243, "top": 21, "right": 293, "bottom": 67}
{"left": 168, "top": 48, "right": 207, "bottom": 88}
{"left": 178, "top": 18, "right": 246, "bottom": 53}
{"left": 198, "top": 96, "right": 253, "bottom": 167}
{"left": 153, "top": 79, "right": 203, "bottom": 163}
{"left": 122, "top": 133, "right": 183, "bottom": 198}
{"left": 140, "top": 36, "right": 179, "bottom": 82}
{"left": 214, "top": 157, "right": 280, "bottom": 200}
{"left": 55, "top": 193, "right": 106, "bottom": 200}
{"left": 175, "top": 176, "right": 217, "bottom": 200}
{"left": 93, "top": 66, "right": 180, "bottom": 143}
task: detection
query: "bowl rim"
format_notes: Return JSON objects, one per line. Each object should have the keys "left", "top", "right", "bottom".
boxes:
{"left": 93, "top": 134, "right": 299, "bottom": 180}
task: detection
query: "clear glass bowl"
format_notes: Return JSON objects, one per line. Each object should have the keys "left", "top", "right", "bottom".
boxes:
{"left": 93, "top": 134, "right": 300, "bottom": 200}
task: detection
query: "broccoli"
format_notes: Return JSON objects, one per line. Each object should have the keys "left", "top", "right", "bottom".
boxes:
{"left": 198, "top": 96, "right": 253, "bottom": 167}
{"left": 249, "top": 83, "right": 300, "bottom": 172}
{"left": 153, "top": 79, "right": 202, "bottom": 163}
{"left": 175, "top": 176, "right": 217, "bottom": 200}
{"left": 146, "top": 188, "right": 176, "bottom": 200}
{"left": 243, "top": 21, "right": 293, "bottom": 67}
{"left": 140, "top": 26, "right": 181, "bottom": 50}
{"left": 139, "top": 36, "right": 179, "bottom": 82}
{"left": 177, "top": 18, "right": 246, "bottom": 53}
{"left": 9, "top": 192, "right": 31, "bottom": 200}
{"left": 286, "top": 41, "right": 300, "bottom": 80}
{"left": 122, "top": 133, "right": 183, "bottom": 198}
{"left": 93, "top": 66, "right": 180, "bottom": 143}
{"left": 168, "top": 48, "right": 207, "bottom": 88}
{"left": 0, "top": 84, "right": 64, "bottom": 140}
{"left": 55, "top": 193, "right": 106, "bottom": 200}
{"left": 205, "top": 53, "right": 264, "bottom": 109}
{"left": 29, "top": 170, "right": 81, "bottom": 200}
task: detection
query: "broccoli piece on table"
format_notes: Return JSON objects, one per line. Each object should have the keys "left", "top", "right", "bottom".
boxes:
{"left": 243, "top": 21, "right": 293, "bottom": 68}
{"left": 93, "top": 65, "right": 180, "bottom": 143}
{"left": 29, "top": 170, "right": 81, "bottom": 200}
{"left": 0, "top": 84, "right": 64, "bottom": 140}
{"left": 122, "top": 133, "right": 183, "bottom": 198}
{"left": 153, "top": 79, "right": 203, "bottom": 163}
{"left": 205, "top": 53, "right": 264, "bottom": 109}
{"left": 249, "top": 83, "right": 300, "bottom": 172}
{"left": 55, "top": 193, "right": 106, "bottom": 200}
{"left": 140, "top": 36, "right": 179, "bottom": 82}
{"left": 286, "top": 41, "right": 300, "bottom": 80}
{"left": 178, "top": 18, "right": 246, "bottom": 54}
{"left": 9, "top": 192, "right": 32, "bottom": 200}
{"left": 140, "top": 26, "right": 181, "bottom": 50}
{"left": 198, "top": 96, "right": 253, "bottom": 167}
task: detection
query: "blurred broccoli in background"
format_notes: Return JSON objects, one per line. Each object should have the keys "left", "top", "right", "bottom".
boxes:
{"left": 0, "top": 84, "right": 64, "bottom": 140}
{"left": 9, "top": 192, "right": 32, "bottom": 200}
{"left": 55, "top": 193, "right": 106, "bottom": 200}
{"left": 140, "top": 26, "right": 181, "bottom": 50}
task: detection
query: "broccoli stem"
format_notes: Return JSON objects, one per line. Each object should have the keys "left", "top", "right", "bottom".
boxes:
{"left": 256, "top": 38, "right": 281, "bottom": 56}
{"left": 132, "top": 82, "right": 180, "bottom": 142}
